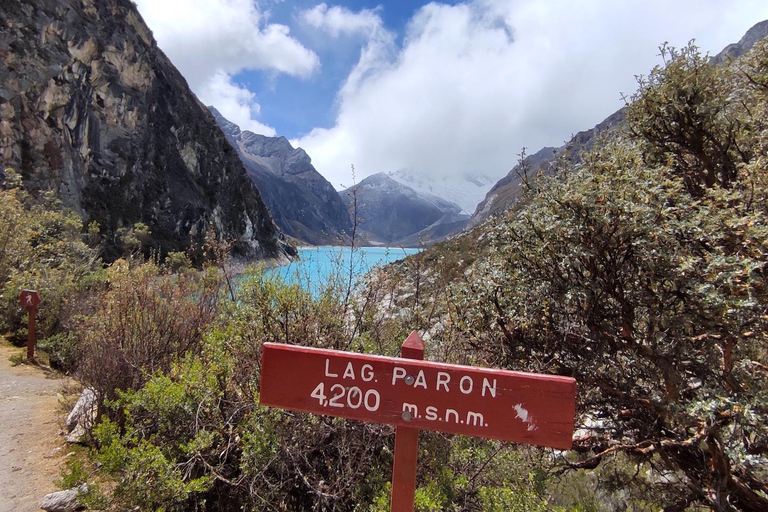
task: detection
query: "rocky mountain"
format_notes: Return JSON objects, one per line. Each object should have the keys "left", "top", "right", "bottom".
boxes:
{"left": 711, "top": 19, "right": 768, "bottom": 64}
{"left": 342, "top": 173, "right": 468, "bottom": 246}
{"left": 387, "top": 169, "right": 498, "bottom": 215}
{"left": 0, "top": 0, "right": 291, "bottom": 262}
{"left": 209, "top": 108, "right": 352, "bottom": 246}
{"left": 469, "top": 145, "right": 559, "bottom": 226}
{"left": 469, "top": 108, "right": 625, "bottom": 227}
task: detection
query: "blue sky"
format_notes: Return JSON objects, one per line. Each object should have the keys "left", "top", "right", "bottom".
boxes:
{"left": 231, "top": 0, "right": 465, "bottom": 136}
{"left": 134, "top": 0, "right": 768, "bottom": 189}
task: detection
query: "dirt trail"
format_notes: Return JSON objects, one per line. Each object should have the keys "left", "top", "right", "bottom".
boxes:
{"left": 0, "top": 343, "right": 72, "bottom": 512}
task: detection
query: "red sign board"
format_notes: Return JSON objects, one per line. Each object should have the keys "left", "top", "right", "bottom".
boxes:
{"left": 260, "top": 342, "right": 576, "bottom": 450}
{"left": 18, "top": 290, "right": 40, "bottom": 310}
{"left": 18, "top": 289, "right": 41, "bottom": 359}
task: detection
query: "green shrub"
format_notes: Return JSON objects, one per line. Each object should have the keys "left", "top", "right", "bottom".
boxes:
{"left": 38, "top": 332, "right": 79, "bottom": 371}
{"left": 75, "top": 261, "right": 221, "bottom": 398}
{"left": 449, "top": 46, "right": 768, "bottom": 510}
{"left": 0, "top": 175, "right": 102, "bottom": 367}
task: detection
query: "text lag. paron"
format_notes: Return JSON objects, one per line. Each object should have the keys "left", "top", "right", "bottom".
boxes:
{"left": 259, "top": 343, "right": 577, "bottom": 449}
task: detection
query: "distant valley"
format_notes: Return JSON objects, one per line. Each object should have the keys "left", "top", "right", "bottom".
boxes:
{"left": 211, "top": 110, "right": 493, "bottom": 248}
{"left": 341, "top": 172, "right": 469, "bottom": 247}
{"left": 210, "top": 108, "right": 352, "bottom": 246}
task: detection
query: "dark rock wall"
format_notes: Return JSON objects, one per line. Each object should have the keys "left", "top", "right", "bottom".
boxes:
{"left": 0, "top": 0, "right": 289, "bottom": 261}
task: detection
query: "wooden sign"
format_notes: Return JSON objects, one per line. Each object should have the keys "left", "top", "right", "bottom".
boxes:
{"left": 18, "top": 289, "right": 40, "bottom": 310}
{"left": 260, "top": 341, "right": 576, "bottom": 450}
{"left": 18, "top": 289, "right": 40, "bottom": 359}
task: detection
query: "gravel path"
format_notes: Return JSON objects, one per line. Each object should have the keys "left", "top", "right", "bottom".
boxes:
{"left": 0, "top": 344, "right": 72, "bottom": 512}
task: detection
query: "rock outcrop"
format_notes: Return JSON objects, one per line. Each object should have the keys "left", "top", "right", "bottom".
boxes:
{"left": 469, "top": 108, "right": 626, "bottom": 227}
{"left": 41, "top": 485, "right": 86, "bottom": 512}
{"left": 711, "top": 19, "right": 768, "bottom": 64}
{"left": 65, "top": 387, "right": 97, "bottom": 443}
{"left": 342, "top": 172, "right": 468, "bottom": 246}
{"left": 210, "top": 108, "right": 352, "bottom": 245}
{"left": 0, "top": 0, "right": 291, "bottom": 261}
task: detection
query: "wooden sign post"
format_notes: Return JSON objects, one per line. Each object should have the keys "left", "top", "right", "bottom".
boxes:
{"left": 18, "top": 290, "right": 41, "bottom": 360}
{"left": 260, "top": 332, "right": 577, "bottom": 511}
{"left": 391, "top": 332, "right": 423, "bottom": 511}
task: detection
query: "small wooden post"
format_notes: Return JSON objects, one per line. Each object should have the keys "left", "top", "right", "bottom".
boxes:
{"left": 391, "top": 331, "right": 424, "bottom": 512}
{"left": 27, "top": 303, "right": 37, "bottom": 359}
{"left": 18, "top": 290, "right": 40, "bottom": 360}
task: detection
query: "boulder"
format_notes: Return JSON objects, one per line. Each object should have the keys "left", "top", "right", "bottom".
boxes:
{"left": 65, "top": 388, "right": 97, "bottom": 443}
{"left": 40, "top": 484, "right": 87, "bottom": 512}
{"left": 65, "top": 388, "right": 96, "bottom": 432}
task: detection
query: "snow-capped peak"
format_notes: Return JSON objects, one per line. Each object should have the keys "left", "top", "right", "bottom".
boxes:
{"left": 387, "top": 169, "right": 498, "bottom": 215}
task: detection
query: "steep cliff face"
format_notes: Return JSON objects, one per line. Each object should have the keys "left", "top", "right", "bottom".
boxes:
{"left": 210, "top": 108, "right": 352, "bottom": 246}
{"left": 0, "top": 0, "right": 291, "bottom": 262}
{"left": 342, "top": 173, "right": 467, "bottom": 246}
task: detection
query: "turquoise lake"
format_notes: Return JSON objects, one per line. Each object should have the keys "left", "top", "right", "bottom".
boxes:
{"left": 269, "top": 246, "right": 420, "bottom": 293}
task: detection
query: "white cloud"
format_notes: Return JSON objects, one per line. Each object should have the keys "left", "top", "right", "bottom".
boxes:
{"left": 134, "top": 0, "right": 319, "bottom": 135}
{"left": 300, "top": 3, "right": 383, "bottom": 38}
{"left": 198, "top": 71, "right": 277, "bottom": 136}
{"left": 296, "top": 0, "right": 768, "bottom": 189}
{"left": 299, "top": 3, "right": 396, "bottom": 100}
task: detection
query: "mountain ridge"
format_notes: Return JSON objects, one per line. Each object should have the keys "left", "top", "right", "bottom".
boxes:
{"left": 209, "top": 107, "right": 352, "bottom": 246}
{"left": 342, "top": 172, "right": 468, "bottom": 246}
{"left": 470, "top": 20, "right": 768, "bottom": 228}
{"left": 387, "top": 169, "right": 498, "bottom": 215}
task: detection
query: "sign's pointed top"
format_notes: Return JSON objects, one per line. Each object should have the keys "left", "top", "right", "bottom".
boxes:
{"left": 401, "top": 331, "right": 424, "bottom": 360}
{"left": 18, "top": 289, "right": 40, "bottom": 309}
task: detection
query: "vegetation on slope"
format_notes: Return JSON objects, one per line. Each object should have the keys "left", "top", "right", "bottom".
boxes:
{"left": 1, "top": 35, "right": 767, "bottom": 512}
{"left": 374, "top": 41, "right": 768, "bottom": 510}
